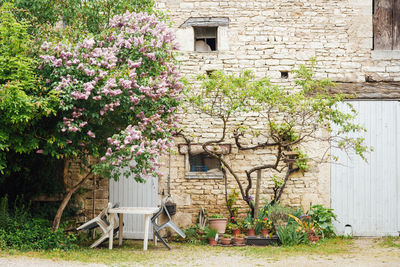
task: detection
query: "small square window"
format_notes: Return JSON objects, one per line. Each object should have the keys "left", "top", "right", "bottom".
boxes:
{"left": 189, "top": 153, "right": 221, "bottom": 172}
{"left": 281, "top": 71, "right": 289, "bottom": 79}
{"left": 178, "top": 143, "right": 230, "bottom": 179}
{"left": 194, "top": 27, "right": 217, "bottom": 51}
{"left": 206, "top": 70, "right": 215, "bottom": 77}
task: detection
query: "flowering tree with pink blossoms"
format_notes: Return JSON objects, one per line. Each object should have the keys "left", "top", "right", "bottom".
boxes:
{"left": 39, "top": 12, "right": 183, "bottom": 230}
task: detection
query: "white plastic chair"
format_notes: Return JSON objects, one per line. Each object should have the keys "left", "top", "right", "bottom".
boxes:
{"left": 77, "top": 202, "right": 119, "bottom": 248}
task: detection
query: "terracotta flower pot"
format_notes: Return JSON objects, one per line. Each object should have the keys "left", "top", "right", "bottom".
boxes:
{"left": 220, "top": 237, "right": 232, "bottom": 245}
{"left": 209, "top": 238, "right": 217, "bottom": 246}
{"left": 232, "top": 229, "right": 241, "bottom": 236}
{"left": 209, "top": 218, "right": 228, "bottom": 234}
{"left": 307, "top": 232, "right": 321, "bottom": 243}
{"left": 233, "top": 237, "right": 245, "bottom": 245}
{"left": 261, "top": 228, "right": 269, "bottom": 237}
{"left": 247, "top": 228, "right": 256, "bottom": 236}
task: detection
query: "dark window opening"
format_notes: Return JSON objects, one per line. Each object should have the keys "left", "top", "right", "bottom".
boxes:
{"left": 194, "top": 27, "right": 217, "bottom": 51}
{"left": 206, "top": 70, "right": 215, "bottom": 77}
{"left": 281, "top": 71, "right": 289, "bottom": 79}
{"left": 189, "top": 153, "right": 221, "bottom": 172}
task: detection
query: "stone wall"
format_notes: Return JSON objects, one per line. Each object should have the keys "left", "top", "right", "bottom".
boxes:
{"left": 153, "top": 0, "right": 400, "bottom": 228}
{"left": 156, "top": 0, "right": 399, "bottom": 82}
{"left": 71, "top": 0, "right": 400, "bottom": 226}
{"left": 64, "top": 160, "right": 109, "bottom": 223}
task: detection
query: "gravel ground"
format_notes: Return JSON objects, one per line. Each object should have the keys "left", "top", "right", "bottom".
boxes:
{"left": 0, "top": 238, "right": 399, "bottom": 267}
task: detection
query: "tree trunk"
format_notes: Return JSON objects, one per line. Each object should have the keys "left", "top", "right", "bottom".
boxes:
{"left": 254, "top": 170, "right": 262, "bottom": 219}
{"left": 52, "top": 170, "right": 93, "bottom": 231}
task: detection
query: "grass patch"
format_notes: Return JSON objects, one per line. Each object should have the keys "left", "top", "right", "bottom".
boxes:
{"left": 379, "top": 236, "right": 400, "bottom": 249}
{"left": 236, "top": 237, "right": 352, "bottom": 259}
{"left": 0, "top": 238, "right": 353, "bottom": 265}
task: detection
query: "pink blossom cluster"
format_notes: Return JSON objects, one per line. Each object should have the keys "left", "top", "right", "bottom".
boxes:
{"left": 40, "top": 11, "right": 183, "bottom": 178}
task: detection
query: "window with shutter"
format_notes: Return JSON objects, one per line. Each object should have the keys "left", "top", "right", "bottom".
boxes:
{"left": 373, "top": 0, "right": 400, "bottom": 50}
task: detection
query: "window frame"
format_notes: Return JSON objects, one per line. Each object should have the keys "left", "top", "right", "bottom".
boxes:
{"left": 178, "top": 143, "right": 231, "bottom": 180}
{"left": 193, "top": 26, "right": 218, "bottom": 52}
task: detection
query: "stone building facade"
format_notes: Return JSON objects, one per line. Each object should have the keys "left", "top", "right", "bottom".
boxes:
{"left": 72, "top": 0, "right": 400, "bottom": 227}
{"left": 153, "top": 0, "right": 400, "bottom": 227}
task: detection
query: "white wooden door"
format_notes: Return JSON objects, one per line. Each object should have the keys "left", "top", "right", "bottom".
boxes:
{"left": 109, "top": 175, "right": 158, "bottom": 239}
{"left": 331, "top": 101, "right": 400, "bottom": 236}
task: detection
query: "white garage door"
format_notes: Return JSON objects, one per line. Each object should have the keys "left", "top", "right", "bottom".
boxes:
{"left": 331, "top": 101, "right": 400, "bottom": 236}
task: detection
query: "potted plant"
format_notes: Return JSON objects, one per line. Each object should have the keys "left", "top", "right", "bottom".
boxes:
{"left": 220, "top": 234, "right": 232, "bottom": 245}
{"left": 208, "top": 214, "right": 228, "bottom": 234}
{"left": 269, "top": 207, "right": 289, "bottom": 230}
{"left": 257, "top": 217, "right": 272, "bottom": 237}
{"left": 288, "top": 214, "right": 321, "bottom": 243}
{"left": 205, "top": 227, "right": 218, "bottom": 246}
{"left": 233, "top": 233, "right": 245, "bottom": 245}
{"left": 244, "top": 214, "right": 255, "bottom": 236}
{"left": 231, "top": 225, "right": 241, "bottom": 236}
{"left": 229, "top": 216, "right": 244, "bottom": 236}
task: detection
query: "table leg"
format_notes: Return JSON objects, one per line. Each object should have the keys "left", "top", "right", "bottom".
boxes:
{"left": 108, "top": 215, "right": 114, "bottom": 250}
{"left": 118, "top": 213, "right": 123, "bottom": 246}
{"left": 143, "top": 214, "right": 150, "bottom": 251}
{"left": 153, "top": 218, "right": 157, "bottom": 246}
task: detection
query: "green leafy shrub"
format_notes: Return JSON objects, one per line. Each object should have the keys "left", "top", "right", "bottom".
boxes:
{"left": 0, "top": 2, "right": 59, "bottom": 174}
{"left": 176, "top": 224, "right": 207, "bottom": 244}
{"left": 0, "top": 195, "right": 77, "bottom": 251}
{"left": 276, "top": 224, "right": 307, "bottom": 246}
{"left": 308, "top": 205, "right": 337, "bottom": 238}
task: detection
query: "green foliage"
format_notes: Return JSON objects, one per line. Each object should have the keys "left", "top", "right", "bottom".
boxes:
{"left": 268, "top": 204, "right": 291, "bottom": 224}
{"left": 0, "top": 195, "right": 7, "bottom": 229}
{"left": 178, "top": 224, "right": 208, "bottom": 244}
{"left": 0, "top": 218, "right": 77, "bottom": 250}
{"left": 0, "top": 3, "right": 59, "bottom": 174}
{"left": 209, "top": 214, "right": 224, "bottom": 219}
{"left": 308, "top": 205, "right": 337, "bottom": 238}
{"left": 294, "top": 149, "right": 309, "bottom": 172}
{"left": 191, "top": 70, "right": 271, "bottom": 119}
{"left": 227, "top": 189, "right": 239, "bottom": 219}
{"left": 189, "top": 62, "right": 370, "bottom": 210}
{"left": 276, "top": 224, "right": 308, "bottom": 246}
{"left": 380, "top": 236, "right": 400, "bottom": 249}
{"left": 243, "top": 212, "right": 255, "bottom": 229}
{"left": 261, "top": 202, "right": 303, "bottom": 226}
{"left": 272, "top": 174, "right": 284, "bottom": 189}
{"left": 205, "top": 227, "right": 218, "bottom": 239}
{"left": 0, "top": 195, "right": 77, "bottom": 250}
{"left": 2, "top": 0, "right": 155, "bottom": 34}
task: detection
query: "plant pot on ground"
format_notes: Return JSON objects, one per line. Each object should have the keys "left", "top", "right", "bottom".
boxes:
{"left": 205, "top": 228, "right": 218, "bottom": 246}
{"left": 307, "top": 231, "right": 321, "bottom": 243}
{"left": 208, "top": 238, "right": 217, "bottom": 246}
{"left": 247, "top": 228, "right": 256, "bottom": 236}
{"left": 233, "top": 234, "right": 245, "bottom": 245}
{"left": 208, "top": 214, "right": 228, "bottom": 234}
{"left": 220, "top": 234, "right": 232, "bottom": 245}
{"left": 261, "top": 228, "right": 269, "bottom": 237}
{"left": 232, "top": 228, "right": 241, "bottom": 236}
